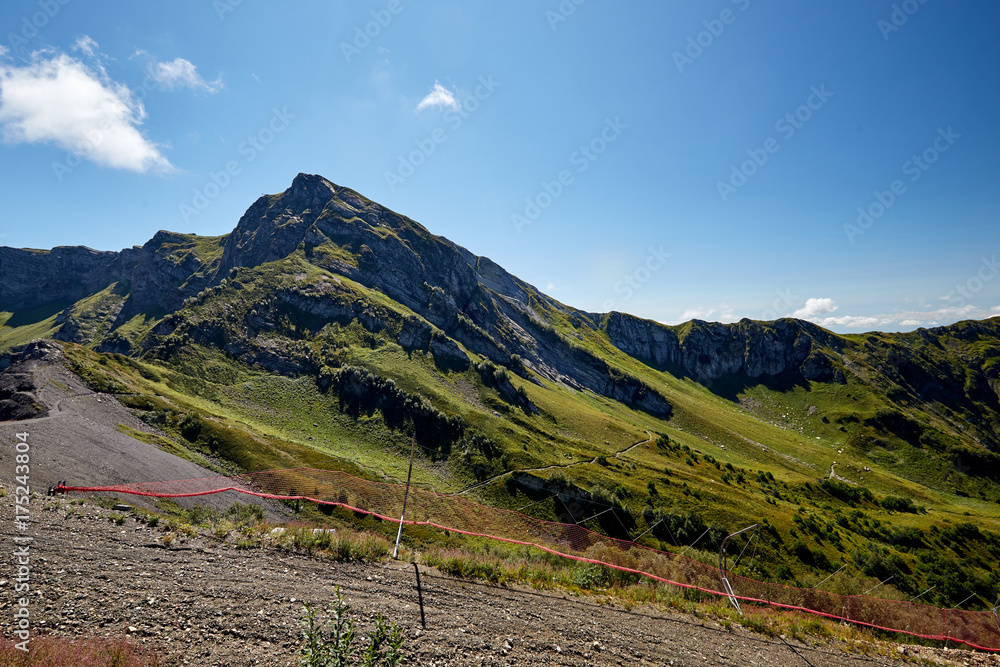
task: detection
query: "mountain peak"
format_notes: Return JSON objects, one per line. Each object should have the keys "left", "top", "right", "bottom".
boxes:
{"left": 219, "top": 173, "right": 343, "bottom": 271}
{"left": 289, "top": 172, "right": 337, "bottom": 198}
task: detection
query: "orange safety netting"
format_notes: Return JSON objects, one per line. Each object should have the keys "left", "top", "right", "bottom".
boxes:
{"left": 58, "top": 467, "right": 1000, "bottom": 651}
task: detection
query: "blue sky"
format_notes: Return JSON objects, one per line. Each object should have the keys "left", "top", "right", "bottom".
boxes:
{"left": 0, "top": 0, "right": 998, "bottom": 333}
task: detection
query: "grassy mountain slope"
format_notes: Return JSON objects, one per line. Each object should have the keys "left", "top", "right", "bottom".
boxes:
{"left": 2, "top": 174, "right": 1000, "bottom": 611}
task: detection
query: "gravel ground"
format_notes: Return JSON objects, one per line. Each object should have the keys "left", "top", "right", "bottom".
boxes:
{"left": 1, "top": 495, "right": 997, "bottom": 666}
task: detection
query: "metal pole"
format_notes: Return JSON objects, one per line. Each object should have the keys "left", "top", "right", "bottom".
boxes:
{"left": 717, "top": 524, "right": 758, "bottom": 616}
{"left": 717, "top": 524, "right": 758, "bottom": 571}
{"left": 393, "top": 435, "right": 416, "bottom": 560}
{"left": 951, "top": 591, "right": 975, "bottom": 608}
{"left": 863, "top": 575, "right": 893, "bottom": 596}
{"left": 811, "top": 564, "right": 847, "bottom": 590}
{"left": 907, "top": 585, "right": 935, "bottom": 603}
{"left": 992, "top": 594, "right": 999, "bottom": 634}
{"left": 633, "top": 519, "right": 663, "bottom": 542}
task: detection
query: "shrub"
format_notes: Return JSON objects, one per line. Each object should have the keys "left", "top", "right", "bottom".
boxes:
{"left": 881, "top": 495, "right": 920, "bottom": 514}
{"left": 820, "top": 479, "right": 875, "bottom": 507}
{"left": 184, "top": 505, "right": 216, "bottom": 526}
{"left": 180, "top": 414, "right": 203, "bottom": 442}
{"left": 225, "top": 502, "right": 266, "bottom": 527}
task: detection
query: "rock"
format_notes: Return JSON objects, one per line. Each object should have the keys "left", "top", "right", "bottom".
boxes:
{"left": 603, "top": 312, "right": 847, "bottom": 385}
{"left": 397, "top": 317, "right": 432, "bottom": 351}
{"left": 429, "top": 334, "right": 470, "bottom": 371}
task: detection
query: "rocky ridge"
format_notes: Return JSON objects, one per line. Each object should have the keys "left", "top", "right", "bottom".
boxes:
{"left": 3, "top": 174, "right": 1000, "bottom": 442}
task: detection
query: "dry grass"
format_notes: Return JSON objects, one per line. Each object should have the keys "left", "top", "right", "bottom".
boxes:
{"left": 0, "top": 634, "right": 163, "bottom": 666}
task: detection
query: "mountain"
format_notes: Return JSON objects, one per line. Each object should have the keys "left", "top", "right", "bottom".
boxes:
{"left": 3, "top": 173, "right": 1000, "bottom": 608}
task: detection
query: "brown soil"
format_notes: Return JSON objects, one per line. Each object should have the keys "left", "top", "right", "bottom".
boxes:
{"left": 2, "top": 496, "right": 998, "bottom": 666}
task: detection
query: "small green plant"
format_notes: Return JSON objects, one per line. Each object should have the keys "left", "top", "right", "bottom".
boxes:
{"left": 225, "top": 502, "right": 266, "bottom": 527}
{"left": 212, "top": 519, "right": 234, "bottom": 539}
{"left": 184, "top": 505, "right": 216, "bottom": 526}
{"left": 298, "top": 588, "right": 403, "bottom": 667}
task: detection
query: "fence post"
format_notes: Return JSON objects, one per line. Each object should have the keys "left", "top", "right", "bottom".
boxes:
{"left": 393, "top": 435, "right": 416, "bottom": 559}
{"left": 718, "top": 524, "right": 757, "bottom": 615}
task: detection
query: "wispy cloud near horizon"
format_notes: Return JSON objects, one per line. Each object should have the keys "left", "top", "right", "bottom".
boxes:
{"left": 665, "top": 299, "right": 1000, "bottom": 332}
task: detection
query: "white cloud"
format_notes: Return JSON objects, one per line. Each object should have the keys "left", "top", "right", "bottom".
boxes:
{"left": 0, "top": 46, "right": 8, "bottom": 58}
{"left": 678, "top": 303, "right": 737, "bottom": 324}
{"left": 806, "top": 304, "right": 995, "bottom": 331}
{"left": 667, "top": 300, "right": 999, "bottom": 331}
{"left": 792, "top": 297, "right": 838, "bottom": 319}
{"left": 148, "top": 58, "right": 222, "bottom": 93}
{"left": 415, "top": 81, "right": 459, "bottom": 112}
{"left": 812, "top": 315, "right": 888, "bottom": 329}
{"left": 0, "top": 53, "right": 173, "bottom": 173}
{"left": 73, "top": 35, "right": 99, "bottom": 57}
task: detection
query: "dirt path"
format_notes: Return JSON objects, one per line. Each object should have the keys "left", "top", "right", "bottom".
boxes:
{"left": 3, "top": 495, "right": 994, "bottom": 666}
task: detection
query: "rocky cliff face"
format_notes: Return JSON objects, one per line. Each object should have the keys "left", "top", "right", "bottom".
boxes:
{"left": 0, "top": 232, "right": 216, "bottom": 328}
{"left": 115, "top": 231, "right": 218, "bottom": 320}
{"left": 603, "top": 312, "right": 844, "bottom": 384}
{"left": 0, "top": 246, "right": 118, "bottom": 312}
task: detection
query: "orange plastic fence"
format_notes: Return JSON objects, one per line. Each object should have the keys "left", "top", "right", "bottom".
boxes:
{"left": 58, "top": 467, "right": 1000, "bottom": 651}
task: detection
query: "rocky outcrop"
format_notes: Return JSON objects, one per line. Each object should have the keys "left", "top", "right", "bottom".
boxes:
{"left": 397, "top": 317, "right": 432, "bottom": 351}
{"left": 0, "top": 246, "right": 117, "bottom": 311}
{"left": 114, "top": 231, "right": 219, "bottom": 320}
{"left": 429, "top": 333, "right": 470, "bottom": 371}
{"left": 603, "top": 312, "right": 844, "bottom": 384}
{"left": 0, "top": 340, "right": 60, "bottom": 420}
{"left": 0, "top": 232, "right": 217, "bottom": 336}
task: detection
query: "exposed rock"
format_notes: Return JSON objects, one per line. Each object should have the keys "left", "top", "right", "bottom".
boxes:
{"left": 0, "top": 340, "right": 61, "bottom": 420}
{"left": 0, "top": 246, "right": 117, "bottom": 312}
{"left": 603, "top": 312, "right": 845, "bottom": 384}
{"left": 429, "top": 333, "right": 470, "bottom": 371}
{"left": 397, "top": 317, "right": 432, "bottom": 351}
